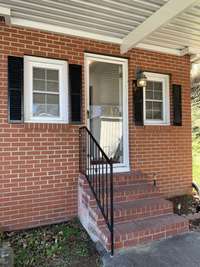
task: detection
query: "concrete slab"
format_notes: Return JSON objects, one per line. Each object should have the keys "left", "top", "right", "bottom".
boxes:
{"left": 102, "top": 232, "right": 200, "bottom": 267}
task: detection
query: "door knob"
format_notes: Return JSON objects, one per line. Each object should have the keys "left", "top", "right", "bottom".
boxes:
{"left": 87, "top": 110, "right": 90, "bottom": 119}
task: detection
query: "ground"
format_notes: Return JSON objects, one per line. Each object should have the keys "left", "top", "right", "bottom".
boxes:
{"left": 0, "top": 94, "right": 199, "bottom": 267}
{"left": 192, "top": 122, "right": 200, "bottom": 184}
{"left": 0, "top": 219, "right": 101, "bottom": 267}
{"left": 102, "top": 232, "right": 200, "bottom": 267}
{"left": 168, "top": 194, "right": 196, "bottom": 215}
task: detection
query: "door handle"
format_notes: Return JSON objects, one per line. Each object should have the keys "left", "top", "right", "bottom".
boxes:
{"left": 87, "top": 110, "right": 90, "bottom": 119}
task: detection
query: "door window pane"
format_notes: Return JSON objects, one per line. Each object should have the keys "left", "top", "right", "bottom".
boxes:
{"left": 89, "top": 61, "right": 123, "bottom": 163}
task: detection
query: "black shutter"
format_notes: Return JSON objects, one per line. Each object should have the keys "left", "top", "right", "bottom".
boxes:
{"left": 69, "top": 64, "right": 82, "bottom": 123}
{"left": 8, "top": 56, "right": 24, "bottom": 122}
{"left": 173, "top": 84, "right": 182, "bottom": 126}
{"left": 133, "top": 80, "right": 143, "bottom": 125}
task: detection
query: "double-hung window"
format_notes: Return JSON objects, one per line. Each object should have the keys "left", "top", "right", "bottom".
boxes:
{"left": 24, "top": 56, "right": 68, "bottom": 123}
{"left": 143, "top": 72, "right": 170, "bottom": 125}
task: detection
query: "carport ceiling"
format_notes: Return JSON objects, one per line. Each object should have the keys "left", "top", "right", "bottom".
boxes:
{"left": 1, "top": 0, "right": 200, "bottom": 60}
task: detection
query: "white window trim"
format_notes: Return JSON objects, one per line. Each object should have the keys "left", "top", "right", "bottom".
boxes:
{"left": 24, "top": 56, "right": 68, "bottom": 123}
{"left": 84, "top": 53, "right": 129, "bottom": 173}
{"left": 143, "top": 72, "right": 170, "bottom": 126}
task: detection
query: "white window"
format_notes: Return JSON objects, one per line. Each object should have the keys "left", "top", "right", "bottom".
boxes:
{"left": 24, "top": 56, "right": 68, "bottom": 123}
{"left": 143, "top": 72, "right": 170, "bottom": 125}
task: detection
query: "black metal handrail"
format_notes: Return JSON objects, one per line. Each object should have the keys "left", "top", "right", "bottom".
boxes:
{"left": 79, "top": 126, "right": 114, "bottom": 255}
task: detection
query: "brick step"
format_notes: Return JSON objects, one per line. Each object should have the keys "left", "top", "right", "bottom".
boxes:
{"left": 114, "top": 183, "right": 161, "bottom": 202}
{"left": 80, "top": 172, "right": 152, "bottom": 188}
{"left": 113, "top": 175, "right": 146, "bottom": 185}
{"left": 100, "top": 214, "right": 189, "bottom": 250}
{"left": 78, "top": 175, "right": 189, "bottom": 253}
{"left": 113, "top": 171, "right": 153, "bottom": 185}
{"left": 85, "top": 183, "right": 161, "bottom": 207}
{"left": 90, "top": 198, "right": 173, "bottom": 225}
{"left": 80, "top": 174, "right": 148, "bottom": 188}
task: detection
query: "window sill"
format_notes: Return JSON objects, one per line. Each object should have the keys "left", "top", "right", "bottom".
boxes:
{"left": 24, "top": 120, "right": 69, "bottom": 124}
{"left": 134, "top": 124, "right": 183, "bottom": 132}
{"left": 23, "top": 122, "right": 82, "bottom": 130}
{"left": 144, "top": 120, "right": 170, "bottom": 126}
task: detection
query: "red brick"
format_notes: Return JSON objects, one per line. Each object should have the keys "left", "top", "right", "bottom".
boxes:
{"left": 0, "top": 20, "right": 192, "bottom": 231}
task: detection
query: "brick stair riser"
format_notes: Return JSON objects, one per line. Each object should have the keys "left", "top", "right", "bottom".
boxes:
{"left": 81, "top": 191, "right": 90, "bottom": 208}
{"left": 92, "top": 207, "right": 173, "bottom": 226}
{"left": 83, "top": 189, "right": 162, "bottom": 208}
{"left": 79, "top": 175, "right": 161, "bottom": 204}
{"left": 80, "top": 173, "right": 154, "bottom": 189}
{"left": 113, "top": 191, "right": 161, "bottom": 203}
{"left": 103, "top": 221, "right": 189, "bottom": 250}
{"left": 79, "top": 175, "right": 189, "bottom": 252}
{"left": 89, "top": 199, "right": 173, "bottom": 224}
{"left": 79, "top": 177, "right": 90, "bottom": 191}
{"left": 102, "top": 220, "right": 188, "bottom": 244}
{"left": 113, "top": 171, "right": 148, "bottom": 181}
{"left": 113, "top": 177, "right": 147, "bottom": 185}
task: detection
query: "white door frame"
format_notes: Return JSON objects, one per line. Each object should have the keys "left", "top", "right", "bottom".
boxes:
{"left": 84, "top": 53, "right": 129, "bottom": 173}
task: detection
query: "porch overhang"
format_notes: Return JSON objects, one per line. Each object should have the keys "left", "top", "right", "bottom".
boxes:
{"left": 0, "top": 6, "right": 10, "bottom": 24}
{"left": 1, "top": 0, "right": 200, "bottom": 62}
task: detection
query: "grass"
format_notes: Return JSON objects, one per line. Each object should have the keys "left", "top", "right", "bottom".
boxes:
{"left": 193, "top": 151, "right": 200, "bottom": 184}
{"left": 192, "top": 105, "right": 200, "bottom": 185}
{"left": 0, "top": 219, "right": 101, "bottom": 267}
{"left": 168, "top": 194, "right": 195, "bottom": 215}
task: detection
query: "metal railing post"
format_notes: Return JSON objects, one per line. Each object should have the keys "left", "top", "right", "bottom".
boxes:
{"left": 79, "top": 126, "right": 114, "bottom": 256}
{"left": 110, "top": 159, "right": 114, "bottom": 256}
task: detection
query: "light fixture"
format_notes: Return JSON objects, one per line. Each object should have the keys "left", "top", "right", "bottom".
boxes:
{"left": 177, "top": 203, "right": 182, "bottom": 215}
{"left": 136, "top": 67, "right": 147, "bottom": 88}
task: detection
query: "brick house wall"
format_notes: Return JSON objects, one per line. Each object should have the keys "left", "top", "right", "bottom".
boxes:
{"left": 0, "top": 20, "right": 192, "bottom": 231}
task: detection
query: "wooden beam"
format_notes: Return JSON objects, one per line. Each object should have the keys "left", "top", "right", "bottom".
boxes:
{"left": 180, "top": 47, "right": 200, "bottom": 57}
{"left": 121, "top": 0, "right": 199, "bottom": 54}
{"left": 136, "top": 43, "right": 181, "bottom": 56}
{"left": 191, "top": 54, "right": 200, "bottom": 63}
{"left": 181, "top": 47, "right": 200, "bottom": 63}
{"left": 0, "top": 6, "right": 11, "bottom": 24}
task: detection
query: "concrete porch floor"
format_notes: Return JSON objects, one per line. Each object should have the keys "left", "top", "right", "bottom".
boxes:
{"left": 102, "top": 232, "right": 200, "bottom": 267}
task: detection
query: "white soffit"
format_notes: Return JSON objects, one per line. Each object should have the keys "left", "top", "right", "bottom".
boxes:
{"left": 121, "top": 0, "right": 200, "bottom": 53}
{"left": 0, "top": 6, "right": 10, "bottom": 24}
{"left": 1, "top": 0, "right": 200, "bottom": 59}
{"left": 140, "top": 0, "right": 200, "bottom": 58}
{"left": 0, "top": 0, "right": 166, "bottom": 40}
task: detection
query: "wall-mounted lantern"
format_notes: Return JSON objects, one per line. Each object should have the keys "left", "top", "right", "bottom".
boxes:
{"left": 136, "top": 67, "right": 147, "bottom": 87}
